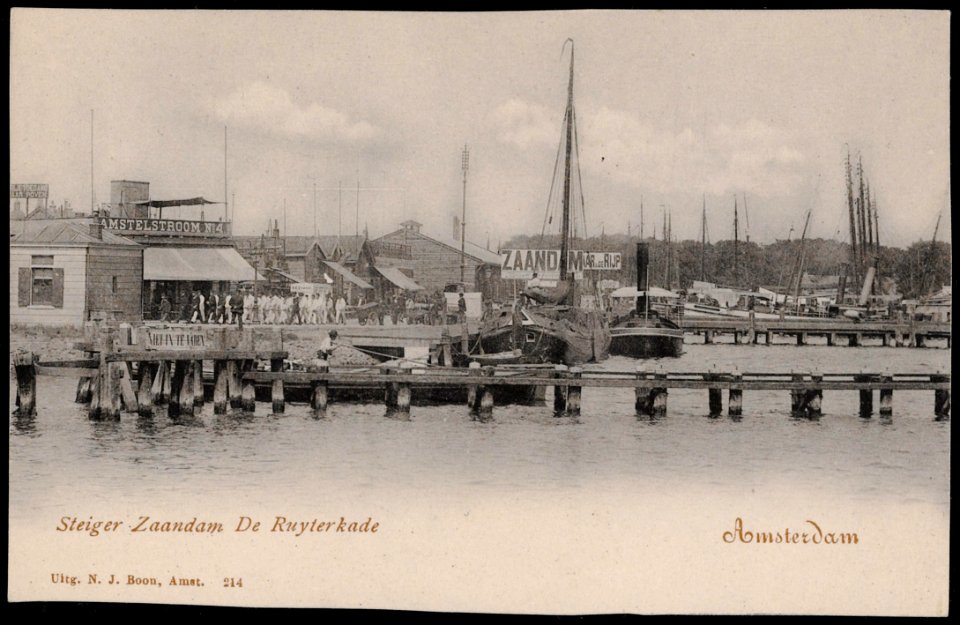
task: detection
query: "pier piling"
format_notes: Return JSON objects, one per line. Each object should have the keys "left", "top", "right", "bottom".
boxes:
{"left": 879, "top": 373, "right": 893, "bottom": 416}
{"left": 553, "top": 364, "right": 568, "bottom": 416}
{"left": 634, "top": 365, "right": 651, "bottom": 416}
{"left": 478, "top": 366, "right": 495, "bottom": 418}
{"left": 270, "top": 357, "right": 285, "bottom": 414}
{"left": 13, "top": 352, "right": 37, "bottom": 417}
{"left": 728, "top": 369, "right": 743, "bottom": 417}
{"left": 310, "top": 360, "right": 329, "bottom": 417}
{"left": 651, "top": 368, "right": 668, "bottom": 416}
{"left": 240, "top": 361, "right": 256, "bottom": 413}
{"left": 855, "top": 373, "right": 873, "bottom": 418}
{"left": 136, "top": 361, "right": 154, "bottom": 417}
{"left": 213, "top": 361, "right": 228, "bottom": 414}
{"left": 467, "top": 361, "right": 480, "bottom": 414}
{"left": 566, "top": 367, "right": 582, "bottom": 417}
{"left": 397, "top": 362, "right": 413, "bottom": 417}
{"left": 932, "top": 373, "right": 950, "bottom": 419}
{"left": 707, "top": 368, "right": 722, "bottom": 416}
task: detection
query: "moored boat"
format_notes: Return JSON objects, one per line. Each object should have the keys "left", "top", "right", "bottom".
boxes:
{"left": 608, "top": 242, "right": 683, "bottom": 358}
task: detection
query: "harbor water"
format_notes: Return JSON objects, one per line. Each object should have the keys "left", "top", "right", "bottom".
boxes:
{"left": 8, "top": 338, "right": 951, "bottom": 613}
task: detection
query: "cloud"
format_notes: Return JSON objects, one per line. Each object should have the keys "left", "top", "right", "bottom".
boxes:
{"left": 579, "top": 108, "right": 807, "bottom": 197}
{"left": 492, "top": 98, "right": 808, "bottom": 198}
{"left": 211, "top": 81, "right": 379, "bottom": 143}
{"left": 489, "top": 98, "right": 558, "bottom": 148}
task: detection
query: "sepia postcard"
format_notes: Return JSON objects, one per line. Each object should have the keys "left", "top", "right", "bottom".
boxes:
{"left": 8, "top": 9, "right": 950, "bottom": 615}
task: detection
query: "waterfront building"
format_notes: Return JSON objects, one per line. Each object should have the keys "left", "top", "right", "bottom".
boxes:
{"left": 11, "top": 220, "right": 142, "bottom": 326}
{"left": 371, "top": 220, "right": 505, "bottom": 297}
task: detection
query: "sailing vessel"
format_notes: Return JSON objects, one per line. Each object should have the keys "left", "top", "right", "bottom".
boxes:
{"left": 477, "top": 40, "right": 610, "bottom": 365}
{"left": 608, "top": 242, "right": 684, "bottom": 358}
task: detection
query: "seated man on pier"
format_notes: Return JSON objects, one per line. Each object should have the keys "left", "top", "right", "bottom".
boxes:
{"left": 318, "top": 330, "right": 339, "bottom": 361}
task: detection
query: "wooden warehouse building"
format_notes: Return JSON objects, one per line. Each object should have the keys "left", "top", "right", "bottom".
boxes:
{"left": 10, "top": 220, "right": 142, "bottom": 326}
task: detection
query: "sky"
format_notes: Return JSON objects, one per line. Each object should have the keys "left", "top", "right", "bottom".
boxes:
{"left": 10, "top": 9, "right": 951, "bottom": 248}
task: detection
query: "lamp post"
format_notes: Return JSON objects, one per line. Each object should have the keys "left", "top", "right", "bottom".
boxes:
{"left": 460, "top": 144, "right": 469, "bottom": 285}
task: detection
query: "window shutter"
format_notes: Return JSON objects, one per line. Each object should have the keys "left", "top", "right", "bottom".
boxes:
{"left": 18, "top": 267, "right": 31, "bottom": 306}
{"left": 52, "top": 268, "right": 65, "bottom": 308}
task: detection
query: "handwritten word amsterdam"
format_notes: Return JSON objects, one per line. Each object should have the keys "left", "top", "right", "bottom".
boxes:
{"left": 56, "top": 515, "right": 380, "bottom": 536}
{"left": 722, "top": 517, "right": 859, "bottom": 545}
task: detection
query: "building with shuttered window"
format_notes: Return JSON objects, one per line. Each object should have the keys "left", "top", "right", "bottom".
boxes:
{"left": 11, "top": 220, "right": 142, "bottom": 326}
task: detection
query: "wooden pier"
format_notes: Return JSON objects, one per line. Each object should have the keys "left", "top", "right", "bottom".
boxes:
{"left": 683, "top": 316, "right": 951, "bottom": 348}
{"left": 14, "top": 342, "right": 951, "bottom": 421}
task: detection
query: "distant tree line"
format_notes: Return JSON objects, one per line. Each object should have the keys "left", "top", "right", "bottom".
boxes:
{"left": 501, "top": 233, "right": 951, "bottom": 299}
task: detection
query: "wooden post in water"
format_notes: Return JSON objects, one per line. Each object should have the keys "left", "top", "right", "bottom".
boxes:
{"left": 88, "top": 370, "right": 101, "bottom": 417}
{"left": 397, "top": 361, "right": 413, "bottom": 418}
{"left": 99, "top": 329, "right": 121, "bottom": 421}
{"left": 213, "top": 361, "right": 229, "bottom": 414}
{"left": 13, "top": 351, "right": 37, "bottom": 417}
{"left": 855, "top": 373, "right": 873, "bottom": 418}
{"left": 168, "top": 360, "right": 186, "bottom": 418}
{"left": 566, "top": 367, "right": 582, "bottom": 417}
{"left": 806, "top": 371, "right": 823, "bottom": 417}
{"left": 310, "top": 360, "right": 329, "bottom": 418}
{"left": 553, "top": 364, "right": 568, "bottom": 415}
{"left": 827, "top": 333, "right": 835, "bottom": 347}
{"left": 467, "top": 361, "right": 480, "bottom": 414}
{"left": 789, "top": 371, "right": 806, "bottom": 415}
{"left": 178, "top": 360, "right": 195, "bottom": 417}
{"left": 747, "top": 312, "right": 757, "bottom": 344}
{"left": 706, "top": 367, "right": 722, "bottom": 416}
{"left": 932, "top": 373, "right": 950, "bottom": 419}
{"left": 728, "top": 368, "right": 743, "bottom": 417}
{"left": 478, "top": 365, "right": 495, "bottom": 418}
{"left": 796, "top": 332, "right": 806, "bottom": 346}
{"left": 75, "top": 375, "right": 92, "bottom": 403}
{"left": 651, "top": 367, "right": 668, "bottom": 416}
{"left": 193, "top": 360, "right": 204, "bottom": 407}
{"left": 381, "top": 365, "right": 397, "bottom": 413}
{"left": 703, "top": 330, "right": 713, "bottom": 345}
{"left": 240, "top": 361, "right": 256, "bottom": 413}
{"left": 118, "top": 362, "right": 139, "bottom": 413}
{"left": 270, "top": 357, "right": 285, "bottom": 413}
{"left": 228, "top": 360, "right": 243, "bottom": 408}
{"left": 137, "top": 361, "right": 154, "bottom": 417}
{"left": 635, "top": 364, "right": 652, "bottom": 416}
{"left": 878, "top": 372, "right": 893, "bottom": 416}
{"left": 151, "top": 361, "right": 168, "bottom": 405}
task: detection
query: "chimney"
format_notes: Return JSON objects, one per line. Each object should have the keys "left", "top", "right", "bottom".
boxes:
{"left": 89, "top": 221, "right": 103, "bottom": 240}
{"left": 636, "top": 242, "right": 649, "bottom": 315}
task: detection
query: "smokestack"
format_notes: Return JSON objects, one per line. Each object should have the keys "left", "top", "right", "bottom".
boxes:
{"left": 88, "top": 220, "right": 103, "bottom": 240}
{"left": 636, "top": 242, "right": 649, "bottom": 315}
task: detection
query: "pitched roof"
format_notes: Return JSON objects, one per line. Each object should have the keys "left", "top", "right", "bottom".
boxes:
{"left": 11, "top": 221, "right": 139, "bottom": 246}
{"left": 373, "top": 228, "right": 501, "bottom": 265}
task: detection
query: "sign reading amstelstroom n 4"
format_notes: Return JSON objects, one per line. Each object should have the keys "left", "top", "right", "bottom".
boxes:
{"left": 499, "top": 249, "right": 622, "bottom": 280}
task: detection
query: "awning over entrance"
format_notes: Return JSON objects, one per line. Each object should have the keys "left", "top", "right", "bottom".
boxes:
{"left": 375, "top": 266, "right": 423, "bottom": 291}
{"left": 322, "top": 260, "right": 373, "bottom": 289}
{"left": 144, "top": 247, "right": 263, "bottom": 282}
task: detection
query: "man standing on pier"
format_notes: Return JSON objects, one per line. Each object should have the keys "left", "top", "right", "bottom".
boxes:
{"left": 458, "top": 292, "right": 467, "bottom": 324}
{"left": 335, "top": 293, "right": 347, "bottom": 325}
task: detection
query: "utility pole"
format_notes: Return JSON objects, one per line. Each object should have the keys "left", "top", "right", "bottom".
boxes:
{"left": 224, "top": 125, "right": 228, "bottom": 223}
{"left": 460, "top": 143, "right": 470, "bottom": 284}
{"left": 733, "top": 196, "right": 739, "bottom": 287}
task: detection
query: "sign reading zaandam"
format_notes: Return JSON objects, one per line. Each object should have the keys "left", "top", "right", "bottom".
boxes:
{"left": 99, "top": 217, "right": 228, "bottom": 236}
{"left": 499, "top": 249, "right": 622, "bottom": 280}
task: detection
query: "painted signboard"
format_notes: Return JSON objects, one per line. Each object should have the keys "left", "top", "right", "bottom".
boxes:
{"left": 99, "top": 217, "right": 230, "bottom": 236}
{"left": 499, "top": 249, "right": 622, "bottom": 280}
{"left": 10, "top": 183, "right": 49, "bottom": 199}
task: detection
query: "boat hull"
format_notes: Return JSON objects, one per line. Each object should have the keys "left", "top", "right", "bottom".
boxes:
{"left": 609, "top": 327, "right": 684, "bottom": 358}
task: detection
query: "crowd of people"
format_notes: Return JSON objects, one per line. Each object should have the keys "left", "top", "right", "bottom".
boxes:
{"left": 155, "top": 287, "right": 477, "bottom": 327}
